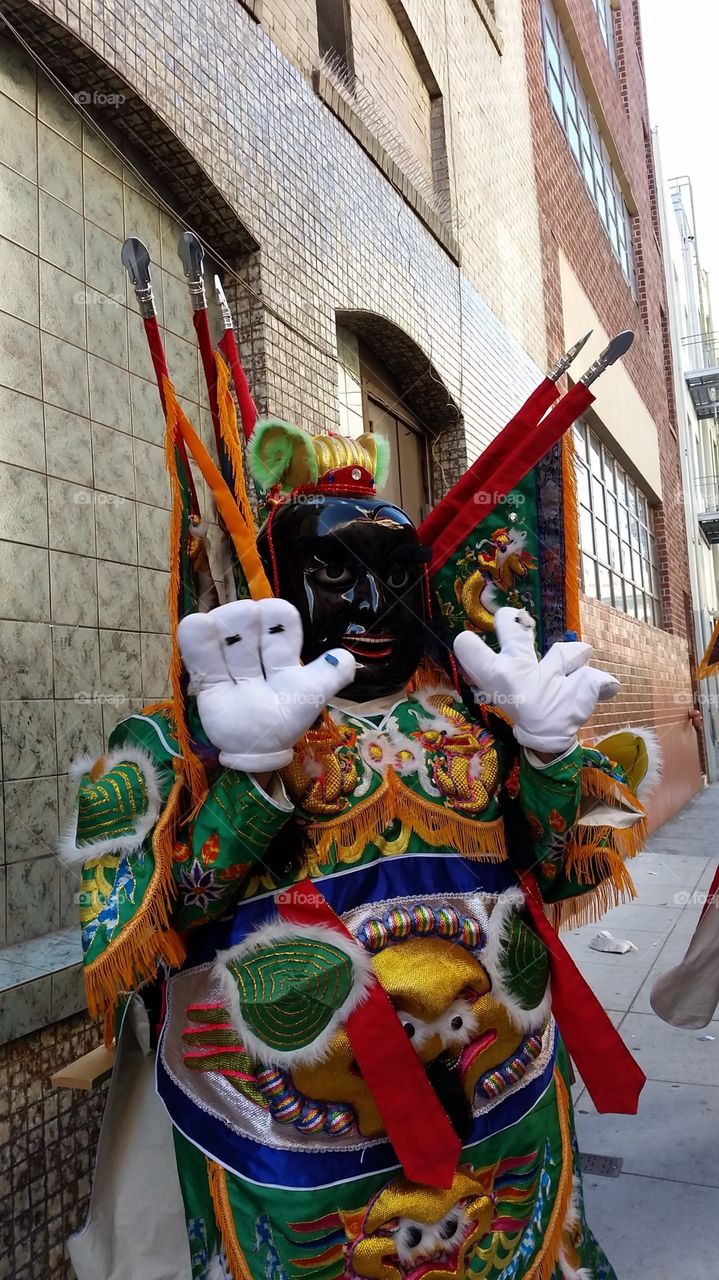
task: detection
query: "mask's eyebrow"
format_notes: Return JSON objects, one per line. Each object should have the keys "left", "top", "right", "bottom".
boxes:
{"left": 389, "top": 543, "right": 432, "bottom": 564}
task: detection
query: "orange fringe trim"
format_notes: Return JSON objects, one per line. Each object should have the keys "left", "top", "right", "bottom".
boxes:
{"left": 207, "top": 1160, "right": 253, "bottom": 1280}
{"left": 303, "top": 767, "right": 507, "bottom": 863}
{"left": 562, "top": 430, "right": 582, "bottom": 639}
{"left": 407, "top": 657, "right": 449, "bottom": 693}
{"left": 548, "top": 873, "right": 639, "bottom": 931}
{"left": 526, "top": 1068, "right": 574, "bottom": 1280}
{"left": 84, "top": 771, "right": 187, "bottom": 1041}
{"left": 215, "top": 352, "right": 256, "bottom": 537}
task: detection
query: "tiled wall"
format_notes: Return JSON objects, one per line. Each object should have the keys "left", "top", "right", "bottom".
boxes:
{"left": 0, "top": 1009, "right": 106, "bottom": 1279}
{"left": 0, "top": 34, "right": 218, "bottom": 947}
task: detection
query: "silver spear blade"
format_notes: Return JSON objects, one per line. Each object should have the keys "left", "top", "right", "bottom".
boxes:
{"left": 580, "top": 330, "right": 634, "bottom": 386}
{"left": 121, "top": 237, "right": 155, "bottom": 318}
{"left": 178, "top": 231, "right": 206, "bottom": 311}
{"left": 213, "top": 274, "right": 233, "bottom": 332}
{"left": 547, "top": 330, "right": 593, "bottom": 383}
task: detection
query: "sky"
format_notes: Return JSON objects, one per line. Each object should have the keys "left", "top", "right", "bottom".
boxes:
{"left": 640, "top": 0, "right": 719, "bottom": 319}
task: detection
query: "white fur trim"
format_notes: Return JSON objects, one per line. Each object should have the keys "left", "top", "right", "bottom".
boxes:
{"left": 214, "top": 918, "right": 374, "bottom": 1067}
{"left": 68, "top": 752, "right": 98, "bottom": 783}
{"left": 625, "top": 725, "right": 663, "bottom": 798}
{"left": 56, "top": 745, "right": 165, "bottom": 866}
{"left": 482, "top": 889, "right": 552, "bottom": 1034}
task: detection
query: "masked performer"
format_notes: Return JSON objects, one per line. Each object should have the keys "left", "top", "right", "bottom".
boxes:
{"left": 63, "top": 318, "right": 658, "bottom": 1279}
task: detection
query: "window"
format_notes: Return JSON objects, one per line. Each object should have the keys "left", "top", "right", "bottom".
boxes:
{"left": 540, "top": 0, "right": 635, "bottom": 289}
{"left": 574, "top": 420, "right": 660, "bottom": 626}
{"left": 316, "top": 0, "right": 354, "bottom": 75}
{"left": 590, "top": 0, "right": 617, "bottom": 66}
{"left": 336, "top": 326, "right": 431, "bottom": 523}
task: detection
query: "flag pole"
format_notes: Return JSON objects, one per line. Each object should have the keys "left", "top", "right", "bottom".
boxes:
{"left": 214, "top": 274, "right": 258, "bottom": 442}
{"left": 120, "top": 237, "right": 200, "bottom": 517}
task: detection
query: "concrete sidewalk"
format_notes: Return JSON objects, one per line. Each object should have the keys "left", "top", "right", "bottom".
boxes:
{"left": 567, "top": 783, "right": 719, "bottom": 1277}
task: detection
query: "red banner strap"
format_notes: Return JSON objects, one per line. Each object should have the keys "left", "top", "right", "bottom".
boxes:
{"left": 518, "top": 870, "right": 646, "bottom": 1114}
{"left": 192, "top": 309, "right": 223, "bottom": 458}
{"left": 275, "top": 878, "right": 461, "bottom": 1188}
{"left": 430, "top": 382, "right": 594, "bottom": 574}
{"left": 142, "top": 317, "right": 199, "bottom": 514}
{"left": 700, "top": 864, "right": 719, "bottom": 923}
{"left": 418, "top": 378, "right": 558, "bottom": 549}
{"left": 219, "top": 329, "right": 258, "bottom": 442}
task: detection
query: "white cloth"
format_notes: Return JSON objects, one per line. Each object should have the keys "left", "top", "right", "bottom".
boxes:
{"left": 69, "top": 996, "right": 192, "bottom": 1280}
{"left": 650, "top": 899, "right": 719, "bottom": 1029}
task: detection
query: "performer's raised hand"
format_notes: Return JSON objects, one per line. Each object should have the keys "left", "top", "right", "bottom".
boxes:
{"left": 453, "top": 606, "right": 619, "bottom": 755}
{"left": 177, "top": 599, "right": 356, "bottom": 771}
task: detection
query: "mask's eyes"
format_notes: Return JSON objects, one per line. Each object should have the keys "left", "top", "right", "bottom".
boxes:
{"left": 314, "top": 563, "right": 355, "bottom": 589}
{"left": 386, "top": 564, "right": 410, "bottom": 590}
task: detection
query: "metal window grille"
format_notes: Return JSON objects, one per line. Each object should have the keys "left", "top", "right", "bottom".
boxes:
{"left": 540, "top": 0, "right": 635, "bottom": 290}
{"left": 574, "top": 420, "right": 661, "bottom": 626}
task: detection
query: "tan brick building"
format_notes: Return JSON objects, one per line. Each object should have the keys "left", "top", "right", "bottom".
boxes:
{"left": 0, "top": 0, "right": 700, "bottom": 1270}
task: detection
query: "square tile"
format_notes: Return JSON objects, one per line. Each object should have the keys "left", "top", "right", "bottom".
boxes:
{"left": 133, "top": 439, "right": 170, "bottom": 508}
{"left": 98, "top": 629, "right": 142, "bottom": 698}
{"left": 130, "top": 374, "right": 164, "bottom": 445}
{"left": 159, "top": 211, "right": 186, "bottom": 279}
{"left": 96, "top": 559, "right": 139, "bottom": 630}
{"left": 140, "top": 631, "right": 171, "bottom": 700}
{"left": 50, "top": 965, "right": 85, "bottom": 1021}
{"left": 85, "top": 289, "right": 128, "bottom": 369}
{"left": 0, "top": 311, "right": 42, "bottom": 398}
{"left": 123, "top": 185, "right": 161, "bottom": 263}
{"left": 38, "top": 123, "right": 82, "bottom": 212}
{"left": 89, "top": 360, "right": 131, "bottom": 433}
{"left": 58, "top": 856, "right": 81, "bottom": 930}
{"left": 94, "top": 492, "right": 137, "bottom": 564}
{"left": 0, "top": 699, "right": 56, "bottom": 778}
{"left": 163, "top": 331, "right": 200, "bottom": 404}
{"left": 82, "top": 122, "right": 122, "bottom": 176}
{"left": 84, "top": 221, "right": 125, "bottom": 303}
{"left": 40, "top": 332, "right": 89, "bottom": 417}
{"left": 52, "top": 625, "right": 100, "bottom": 700}
{"left": 54, "top": 697, "right": 103, "bottom": 769}
{"left": 47, "top": 477, "right": 95, "bottom": 556}
{"left": 0, "top": 463, "right": 48, "bottom": 546}
{"left": 0, "top": 236, "right": 38, "bottom": 326}
{"left": 0, "top": 975, "right": 52, "bottom": 1044}
{"left": 83, "top": 158, "right": 124, "bottom": 239}
{"left": 3, "top": 778, "right": 59, "bottom": 863}
{"left": 0, "top": 164, "right": 38, "bottom": 254}
{"left": 44, "top": 405, "right": 92, "bottom": 487}
{"left": 0, "top": 93, "right": 36, "bottom": 182}
{"left": 37, "top": 77, "right": 82, "bottom": 146}
{"left": 136, "top": 502, "right": 170, "bottom": 569}
{"left": 91, "top": 422, "right": 134, "bottom": 497}
{"left": 0, "top": 386, "right": 44, "bottom": 473}
{"left": 39, "top": 261, "right": 87, "bottom": 348}
{"left": 5, "top": 858, "right": 59, "bottom": 943}
{"left": 39, "top": 191, "right": 84, "bottom": 279}
{"left": 138, "top": 566, "right": 170, "bottom": 633}
{"left": 0, "top": 542, "right": 49, "bottom": 622}
{"left": 0, "top": 36, "right": 36, "bottom": 112}
{"left": 49, "top": 551, "right": 98, "bottom": 626}
{"left": 0, "top": 622, "right": 53, "bottom": 699}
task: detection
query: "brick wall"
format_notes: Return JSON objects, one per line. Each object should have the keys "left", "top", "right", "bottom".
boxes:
{"left": 580, "top": 595, "right": 701, "bottom": 827}
{"left": 523, "top": 0, "right": 702, "bottom": 811}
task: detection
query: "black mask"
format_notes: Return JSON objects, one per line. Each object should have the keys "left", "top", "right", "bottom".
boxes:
{"left": 257, "top": 494, "right": 428, "bottom": 701}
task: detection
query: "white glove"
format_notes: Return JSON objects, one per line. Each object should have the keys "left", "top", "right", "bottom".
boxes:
{"left": 453, "top": 607, "right": 620, "bottom": 755}
{"left": 177, "top": 599, "right": 356, "bottom": 771}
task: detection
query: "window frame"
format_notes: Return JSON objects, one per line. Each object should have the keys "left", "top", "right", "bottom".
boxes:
{"left": 590, "top": 0, "right": 617, "bottom": 67}
{"left": 574, "top": 420, "right": 661, "bottom": 626}
{"left": 540, "top": 0, "right": 635, "bottom": 291}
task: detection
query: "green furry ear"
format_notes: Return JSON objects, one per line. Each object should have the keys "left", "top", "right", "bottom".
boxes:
{"left": 371, "top": 432, "right": 390, "bottom": 490}
{"left": 248, "top": 419, "right": 318, "bottom": 491}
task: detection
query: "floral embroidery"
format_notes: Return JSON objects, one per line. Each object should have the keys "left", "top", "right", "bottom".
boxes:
{"left": 178, "top": 859, "right": 224, "bottom": 910}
